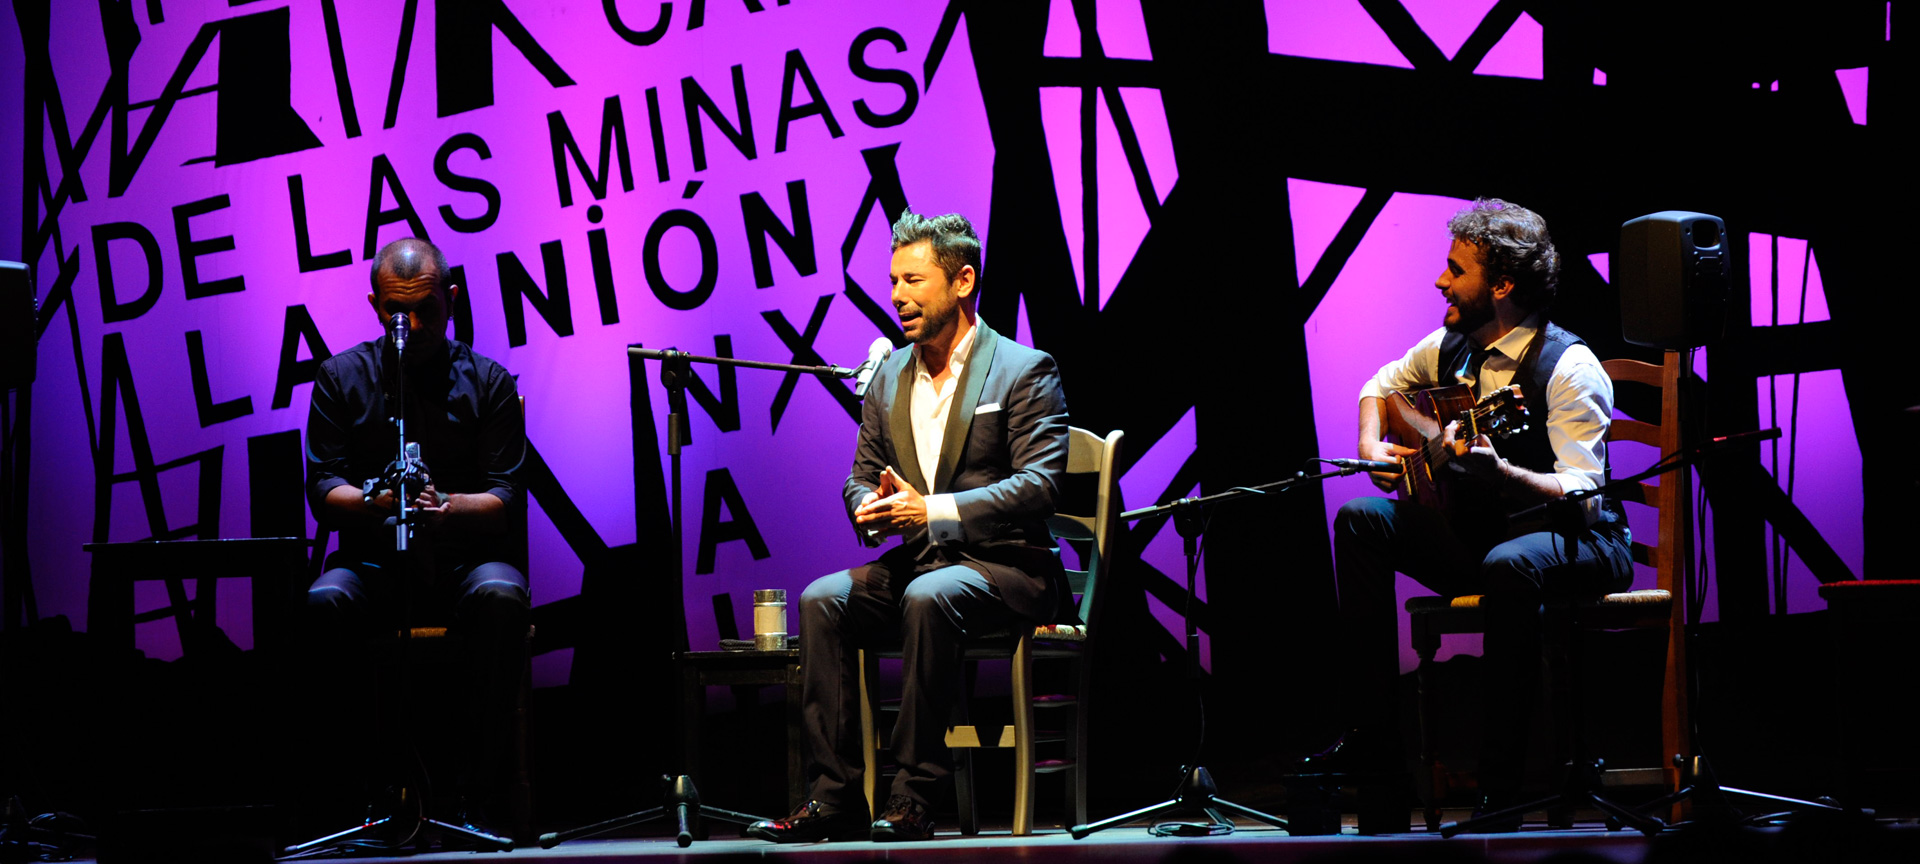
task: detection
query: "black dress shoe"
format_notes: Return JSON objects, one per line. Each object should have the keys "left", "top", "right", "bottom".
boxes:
{"left": 744, "top": 800, "right": 866, "bottom": 843}
{"left": 870, "top": 795, "right": 935, "bottom": 842}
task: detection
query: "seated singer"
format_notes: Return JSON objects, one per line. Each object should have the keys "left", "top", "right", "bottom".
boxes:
{"left": 304, "top": 238, "right": 530, "bottom": 833}
{"left": 747, "top": 212, "right": 1071, "bottom": 843}
{"left": 1308, "top": 199, "right": 1632, "bottom": 821}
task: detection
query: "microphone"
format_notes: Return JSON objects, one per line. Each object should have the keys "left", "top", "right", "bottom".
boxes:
{"left": 1329, "top": 458, "right": 1403, "bottom": 473}
{"left": 389, "top": 313, "right": 410, "bottom": 355}
{"left": 1708, "top": 428, "right": 1782, "bottom": 447}
{"left": 852, "top": 336, "right": 893, "bottom": 399}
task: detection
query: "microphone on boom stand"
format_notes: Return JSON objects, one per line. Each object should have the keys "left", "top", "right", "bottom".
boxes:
{"left": 389, "top": 313, "right": 410, "bottom": 355}
{"left": 1326, "top": 458, "right": 1403, "bottom": 475}
{"left": 850, "top": 336, "right": 892, "bottom": 399}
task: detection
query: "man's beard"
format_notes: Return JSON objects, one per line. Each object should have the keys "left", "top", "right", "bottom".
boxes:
{"left": 909, "top": 299, "right": 958, "bottom": 345}
{"left": 1444, "top": 291, "right": 1494, "bottom": 334}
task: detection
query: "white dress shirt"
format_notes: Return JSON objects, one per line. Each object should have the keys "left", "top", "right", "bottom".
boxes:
{"left": 910, "top": 323, "right": 975, "bottom": 544}
{"left": 1359, "top": 315, "right": 1612, "bottom": 501}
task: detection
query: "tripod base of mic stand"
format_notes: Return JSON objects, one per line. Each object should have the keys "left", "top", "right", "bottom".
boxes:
{"left": 1441, "top": 759, "right": 1665, "bottom": 837}
{"left": 282, "top": 812, "right": 513, "bottom": 857}
{"left": 538, "top": 775, "right": 769, "bottom": 849}
{"left": 1631, "top": 754, "right": 1854, "bottom": 828}
{"left": 1069, "top": 767, "right": 1287, "bottom": 839}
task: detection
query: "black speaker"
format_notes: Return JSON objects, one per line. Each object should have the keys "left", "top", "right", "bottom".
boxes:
{"left": 1617, "top": 211, "right": 1729, "bottom": 349}
{"left": 2, "top": 261, "right": 35, "bottom": 390}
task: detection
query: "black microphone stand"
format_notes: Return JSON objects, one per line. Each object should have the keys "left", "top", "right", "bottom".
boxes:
{"left": 639, "top": 346, "right": 861, "bottom": 573}
{"left": 283, "top": 319, "right": 514, "bottom": 856}
{"left": 1070, "top": 462, "right": 1375, "bottom": 839}
{"left": 1439, "top": 427, "right": 1848, "bottom": 836}
{"left": 533, "top": 345, "right": 865, "bottom": 848}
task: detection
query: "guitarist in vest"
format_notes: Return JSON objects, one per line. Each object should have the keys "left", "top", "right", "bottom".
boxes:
{"left": 1304, "top": 199, "right": 1633, "bottom": 822}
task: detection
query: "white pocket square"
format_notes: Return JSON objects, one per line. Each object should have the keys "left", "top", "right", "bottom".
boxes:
{"left": 975, "top": 402, "right": 1002, "bottom": 414}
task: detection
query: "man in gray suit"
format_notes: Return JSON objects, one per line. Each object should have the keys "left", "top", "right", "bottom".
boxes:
{"left": 747, "top": 212, "right": 1070, "bottom": 843}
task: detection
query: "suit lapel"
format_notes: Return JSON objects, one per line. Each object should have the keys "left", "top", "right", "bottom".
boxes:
{"left": 887, "top": 354, "right": 930, "bottom": 495}
{"left": 934, "top": 321, "right": 997, "bottom": 493}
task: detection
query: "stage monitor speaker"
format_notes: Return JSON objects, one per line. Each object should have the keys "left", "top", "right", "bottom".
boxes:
{"left": 1618, "top": 211, "right": 1728, "bottom": 349}
{"left": 2, "top": 261, "right": 35, "bottom": 390}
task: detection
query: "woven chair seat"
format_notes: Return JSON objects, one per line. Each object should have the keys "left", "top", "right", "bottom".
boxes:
{"left": 1406, "top": 588, "right": 1671, "bottom": 614}
{"left": 1033, "top": 623, "right": 1089, "bottom": 641}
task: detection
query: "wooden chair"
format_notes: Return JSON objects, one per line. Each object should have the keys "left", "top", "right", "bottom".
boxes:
{"left": 1406, "top": 352, "right": 1691, "bottom": 829}
{"left": 859, "top": 427, "right": 1123, "bottom": 835}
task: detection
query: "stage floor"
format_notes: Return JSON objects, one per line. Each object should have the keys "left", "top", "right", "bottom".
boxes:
{"left": 263, "top": 811, "right": 1662, "bottom": 864}
{"left": 67, "top": 806, "right": 1920, "bottom": 863}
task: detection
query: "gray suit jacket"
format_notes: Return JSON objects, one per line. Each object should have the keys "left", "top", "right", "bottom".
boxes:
{"left": 841, "top": 320, "right": 1070, "bottom": 623}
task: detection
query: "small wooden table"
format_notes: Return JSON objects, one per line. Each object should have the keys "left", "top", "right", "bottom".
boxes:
{"left": 676, "top": 647, "right": 804, "bottom": 810}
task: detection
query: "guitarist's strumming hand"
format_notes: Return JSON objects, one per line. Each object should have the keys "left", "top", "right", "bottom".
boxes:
{"left": 1359, "top": 439, "right": 1415, "bottom": 492}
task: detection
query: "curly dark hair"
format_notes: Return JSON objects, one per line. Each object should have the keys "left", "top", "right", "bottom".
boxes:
{"left": 1446, "top": 198, "right": 1559, "bottom": 312}
{"left": 890, "top": 210, "right": 982, "bottom": 288}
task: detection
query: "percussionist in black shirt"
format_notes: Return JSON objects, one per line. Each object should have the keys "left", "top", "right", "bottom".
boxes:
{"left": 304, "top": 237, "right": 528, "bottom": 830}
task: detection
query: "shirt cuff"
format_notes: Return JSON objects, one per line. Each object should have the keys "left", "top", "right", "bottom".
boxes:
{"left": 926, "top": 493, "right": 963, "bottom": 545}
{"left": 1554, "top": 472, "right": 1604, "bottom": 522}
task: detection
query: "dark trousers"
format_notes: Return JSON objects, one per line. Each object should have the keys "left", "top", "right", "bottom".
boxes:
{"left": 1332, "top": 496, "right": 1632, "bottom": 793}
{"left": 799, "top": 548, "right": 1013, "bottom": 812}
{"left": 304, "top": 558, "right": 530, "bottom": 817}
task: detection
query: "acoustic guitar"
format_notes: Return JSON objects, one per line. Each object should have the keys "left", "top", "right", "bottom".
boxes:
{"left": 1380, "top": 384, "right": 1530, "bottom": 512}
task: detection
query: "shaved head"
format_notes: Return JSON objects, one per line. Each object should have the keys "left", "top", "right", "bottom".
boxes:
{"left": 367, "top": 238, "right": 458, "bottom": 361}
{"left": 370, "top": 238, "right": 450, "bottom": 297}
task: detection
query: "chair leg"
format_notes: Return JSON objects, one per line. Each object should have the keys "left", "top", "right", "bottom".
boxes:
{"left": 1068, "top": 652, "right": 1090, "bottom": 829}
{"left": 859, "top": 649, "right": 880, "bottom": 821}
{"left": 1011, "top": 634, "right": 1036, "bottom": 836}
{"left": 512, "top": 631, "right": 534, "bottom": 843}
{"left": 1546, "top": 611, "right": 1579, "bottom": 829}
{"left": 953, "top": 665, "right": 978, "bottom": 836}
{"left": 1412, "top": 619, "right": 1443, "bottom": 832}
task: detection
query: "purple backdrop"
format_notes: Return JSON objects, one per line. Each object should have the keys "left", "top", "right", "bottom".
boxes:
{"left": 5, "top": 0, "right": 1874, "bottom": 688}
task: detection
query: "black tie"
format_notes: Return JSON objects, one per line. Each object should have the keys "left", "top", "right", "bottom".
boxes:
{"left": 1465, "top": 345, "right": 1497, "bottom": 386}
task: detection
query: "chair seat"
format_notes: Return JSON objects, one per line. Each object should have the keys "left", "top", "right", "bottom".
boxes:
{"left": 863, "top": 623, "right": 1091, "bottom": 660}
{"left": 1818, "top": 579, "right": 1920, "bottom": 601}
{"left": 1405, "top": 589, "right": 1672, "bottom": 613}
{"left": 1033, "top": 623, "right": 1089, "bottom": 641}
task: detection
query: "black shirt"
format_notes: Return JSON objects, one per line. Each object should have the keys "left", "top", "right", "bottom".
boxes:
{"left": 306, "top": 339, "right": 524, "bottom": 562}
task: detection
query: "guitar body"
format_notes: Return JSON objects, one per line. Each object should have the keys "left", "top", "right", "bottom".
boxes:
{"left": 1382, "top": 385, "right": 1475, "bottom": 511}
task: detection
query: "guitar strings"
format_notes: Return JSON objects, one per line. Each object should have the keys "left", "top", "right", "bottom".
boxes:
{"left": 1393, "top": 396, "right": 1513, "bottom": 480}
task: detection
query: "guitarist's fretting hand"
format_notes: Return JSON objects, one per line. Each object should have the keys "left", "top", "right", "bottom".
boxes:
{"left": 1439, "top": 419, "right": 1563, "bottom": 502}
{"left": 1445, "top": 421, "right": 1506, "bottom": 480}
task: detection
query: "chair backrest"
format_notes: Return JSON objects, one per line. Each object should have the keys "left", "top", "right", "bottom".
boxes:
{"left": 1600, "top": 353, "right": 1691, "bottom": 598}
{"left": 1046, "top": 427, "right": 1124, "bottom": 631}
{"left": 1603, "top": 351, "right": 1695, "bottom": 793}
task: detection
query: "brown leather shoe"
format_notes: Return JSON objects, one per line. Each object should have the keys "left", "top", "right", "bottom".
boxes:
{"left": 744, "top": 800, "right": 866, "bottom": 843}
{"left": 870, "top": 794, "right": 934, "bottom": 842}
